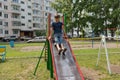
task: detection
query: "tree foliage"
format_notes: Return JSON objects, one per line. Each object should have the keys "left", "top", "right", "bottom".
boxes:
{"left": 51, "top": 0, "right": 120, "bottom": 36}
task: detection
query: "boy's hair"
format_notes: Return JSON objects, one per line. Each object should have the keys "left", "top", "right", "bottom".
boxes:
{"left": 54, "top": 15, "right": 60, "bottom": 18}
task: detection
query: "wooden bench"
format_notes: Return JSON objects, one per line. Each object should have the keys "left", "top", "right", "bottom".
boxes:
{"left": 0, "top": 46, "right": 6, "bottom": 62}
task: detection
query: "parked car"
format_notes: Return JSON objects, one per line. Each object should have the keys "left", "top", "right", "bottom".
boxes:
{"left": 20, "top": 36, "right": 32, "bottom": 41}
{"left": 27, "top": 37, "right": 46, "bottom": 43}
{"left": 107, "top": 35, "right": 112, "bottom": 40}
{"left": 2, "top": 36, "right": 18, "bottom": 42}
{"left": 113, "top": 35, "right": 120, "bottom": 40}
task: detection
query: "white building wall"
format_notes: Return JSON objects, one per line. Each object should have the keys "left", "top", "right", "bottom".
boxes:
{"left": 0, "top": 0, "right": 56, "bottom": 38}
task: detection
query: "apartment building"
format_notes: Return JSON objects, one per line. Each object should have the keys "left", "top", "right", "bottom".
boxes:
{"left": 43, "top": 0, "right": 56, "bottom": 27}
{"left": 0, "top": 0, "right": 56, "bottom": 39}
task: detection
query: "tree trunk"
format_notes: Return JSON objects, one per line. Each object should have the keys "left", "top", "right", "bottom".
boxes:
{"left": 77, "top": 27, "right": 80, "bottom": 37}
{"left": 111, "top": 30, "right": 114, "bottom": 37}
{"left": 71, "top": 28, "right": 74, "bottom": 37}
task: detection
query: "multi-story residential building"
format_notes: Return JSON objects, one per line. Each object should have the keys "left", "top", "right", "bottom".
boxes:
{"left": 0, "top": 0, "right": 56, "bottom": 39}
{"left": 43, "top": 0, "right": 56, "bottom": 27}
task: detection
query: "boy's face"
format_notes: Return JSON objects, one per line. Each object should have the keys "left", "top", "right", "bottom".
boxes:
{"left": 55, "top": 17, "right": 60, "bottom": 22}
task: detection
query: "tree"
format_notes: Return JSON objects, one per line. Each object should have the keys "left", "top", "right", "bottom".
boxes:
{"left": 52, "top": 0, "right": 120, "bottom": 37}
{"left": 51, "top": 0, "right": 73, "bottom": 33}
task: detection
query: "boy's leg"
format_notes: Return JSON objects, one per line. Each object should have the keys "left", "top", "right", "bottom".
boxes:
{"left": 59, "top": 34, "right": 67, "bottom": 55}
{"left": 54, "top": 34, "right": 62, "bottom": 55}
{"left": 56, "top": 43, "right": 61, "bottom": 51}
{"left": 61, "top": 44, "right": 64, "bottom": 50}
{"left": 61, "top": 44, "right": 67, "bottom": 55}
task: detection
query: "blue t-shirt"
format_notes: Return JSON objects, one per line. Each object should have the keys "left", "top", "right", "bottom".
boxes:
{"left": 52, "top": 22, "right": 63, "bottom": 34}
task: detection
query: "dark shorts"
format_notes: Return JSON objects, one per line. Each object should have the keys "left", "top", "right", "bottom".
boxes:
{"left": 54, "top": 33, "right": 63, "bottom": 44}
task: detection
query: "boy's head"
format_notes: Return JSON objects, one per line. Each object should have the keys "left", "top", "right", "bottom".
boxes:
{"left": 54, "top": 15, "right": 60, "bottom": 22}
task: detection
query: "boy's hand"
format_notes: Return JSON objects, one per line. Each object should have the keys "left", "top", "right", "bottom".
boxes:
{"left": 64, "top": 34, "right": 68, "bottom": 39}
{"left": 48, "top": 36, "right": 51, "bottom": 40}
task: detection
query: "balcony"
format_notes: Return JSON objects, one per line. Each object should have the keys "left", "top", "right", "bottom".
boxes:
{"left": 20, "top": 27, "right": 33, "bottom": 31}
{"left": 11, "top": 1, "right": 20, "bottom": 6}
{"left": 33, "top": 23, "right": 41, "bottom": 30}
{"left": 11, "top": 26, "right": 21, "bottom": 30}
{"left": 11, "top": 9, "right": 21, "bottom": 14}
{"left": 33, "top": 14, "right": 40, "bottom": 17}
{"left": 11, "top": 18, "right": 21, "bottom": 21}
{"left": 33, "top": 27, "right": 41, "bottom": 30}
{"left": 12, "top": 21, "right": 21, "bottom": 30}
{"left": 32, "top": 7, "right": 40, "bottom": 10}
{"left": 33, "top": 20, "right": 40, "bottom": 23}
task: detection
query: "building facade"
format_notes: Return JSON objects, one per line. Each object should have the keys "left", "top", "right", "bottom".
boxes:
{"left": 0, "top": 0, "right": 56, "bottom": 38}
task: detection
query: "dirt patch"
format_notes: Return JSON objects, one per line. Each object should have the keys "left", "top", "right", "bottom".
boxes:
{"left": 15, "top": 64, "right": 34, "bottom": 80}
{"left": 81, "top": 67, "right": 105, "bottom": 80}
{"left": 71, "top": 45, "right": 92, "bottom": 49}
{"left": 71, "top": 43, "right": 120, "bottom": 50}
{"left": 20, "top": 46, "right": 42, "bottom": 52}
{"left": 111, "top": 64, "right": 120, "bottom": 74}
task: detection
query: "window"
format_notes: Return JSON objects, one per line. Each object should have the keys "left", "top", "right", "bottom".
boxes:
{"left": 0, "top": 3, "right": 2, "bottom": 8}
{"left": 4, "top": 5, "right": 8, "bottom": 10}
{"left": 33, "top": 10, "right": 40, "bottom": 15}
{"left": 45, "top": 13, "right": 47, "bottom": 16}
{"left": 28, "top": 27, "right": 32, "bottom": 29}
{"left": 12, "top": 13, "right": 20, "bottom": 19}
{"left": 0, "top": 21, "right": 2, "bottom": 25}
{"left": 4, "top": 22, "right": 8, "bottom": 26}
{"left": 4, "top": 0, "right": 7, "bottom": 1}
{"left": 4, "top": 14, "right": 8, "bottom": 18}
{"left": 33, "top": 17, "right": 40, "bottom": 21}
{"left": 21, "top": 1, "right": 24, "bottom": 4}
{"left": 12, "top": 21, "right": 21, "bottom": 26}
{"left": 40, "top": 6, "right": 42, "bottom": 10}
{"left": 0, "top": 12, "right": 2, "bottom": 16}
{"left": 21, "top": 16, "right": 25, "bottom": 19}
{"left": 0, "top": 29, "right": 3, "bottom": 34}
{"left": 28, "top": 20, "right": 31, "bottom": 22}
{"left": 12, "top": 5, "right": 20, "bottom": 11}
{"left": 21, "top": 9, "right": 24, "bottom": 11}
{"left": 40, "top": 18, "right": 43, "bottom": 22}
{"left": 28, "top": 0, "right": 31, "bottom": 1}
{"left": 32, "top": 3, "right": 39, "bottom": 8}
{"left": 28, "top": 6, "right": 31, "bottom": 8}
{"left": 13, "top": 30, "right": 18, "bottom": 34}
{"left": 46, "top": 7, "right": 48, "bottom": 10}
{"left": 28, "top": 13, "right": 31, "bottom": 15}
{"left": 12, "top": 0, "right": 19, "bottom": 3}
{"left": 5, "top": 30, "right": 8, "bottom": 34}
{"left": 21, "top": 23, "right": 25, "bottom": 26}
{"left": 33, "top": 23, "right": 40, "bottom": 28}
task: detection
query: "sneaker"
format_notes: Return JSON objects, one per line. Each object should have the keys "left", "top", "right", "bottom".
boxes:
{"left": 62, "top": 48, "right": 67, "bottom": 56}
{"left": 58, "top": 49, "right": 62, "bottom": 55}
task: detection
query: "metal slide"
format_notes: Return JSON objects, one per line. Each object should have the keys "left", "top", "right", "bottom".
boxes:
{"left": 49, "top": 39, "right": 84, "bottom": 80}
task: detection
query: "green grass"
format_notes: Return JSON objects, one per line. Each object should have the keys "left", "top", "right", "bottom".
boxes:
{"left": 0, "top": 42, "right": 44, "bottom": 57}
{"left": 0, "top": 42, "right": 120, "bottom": 80}
{"left": 0, "top": 42, "right": 51, "bottom": 80}
{"left": 73, "top": 48, "right": 120, "bottom": 80}
{"left": 0, "top": 58, "right": 51, "bottom": 80}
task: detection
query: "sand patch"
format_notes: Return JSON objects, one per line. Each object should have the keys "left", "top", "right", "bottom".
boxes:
{"left": 20, "top": 46, "right": 42, "bottom": 52}
{"left": 81, "top": 67, "right": 105, "bottom": 80}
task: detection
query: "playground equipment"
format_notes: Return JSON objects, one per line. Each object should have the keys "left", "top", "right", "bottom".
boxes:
{"left": 10, "top": 40, "right": 14, "bottom": 48}
{"left": 96, "top": 35, "right": 112, "bottom": 74}
{"left": 34, "top": 13, "right": 84, "bottom": 80}
{"left": 0, "top": 46, "right": 6, "bottom": 62}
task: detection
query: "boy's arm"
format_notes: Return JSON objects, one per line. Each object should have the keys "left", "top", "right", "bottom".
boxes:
{"left": 62, "top": 24, "right": 68, "bottom": 39}
{"left": 48, "top": 27, "right": 52, "bottom": 39}
{"left": 48, "top": 27, "right": 53, "bottom": 39}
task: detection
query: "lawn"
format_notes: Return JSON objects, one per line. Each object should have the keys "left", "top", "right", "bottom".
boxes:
{"left": 0, "top": 41, "right": 120, "bottom": 80}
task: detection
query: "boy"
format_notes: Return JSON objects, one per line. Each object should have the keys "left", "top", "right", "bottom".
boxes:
{"left": 48, "top": 14, "right": 67, "bottom": 55}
